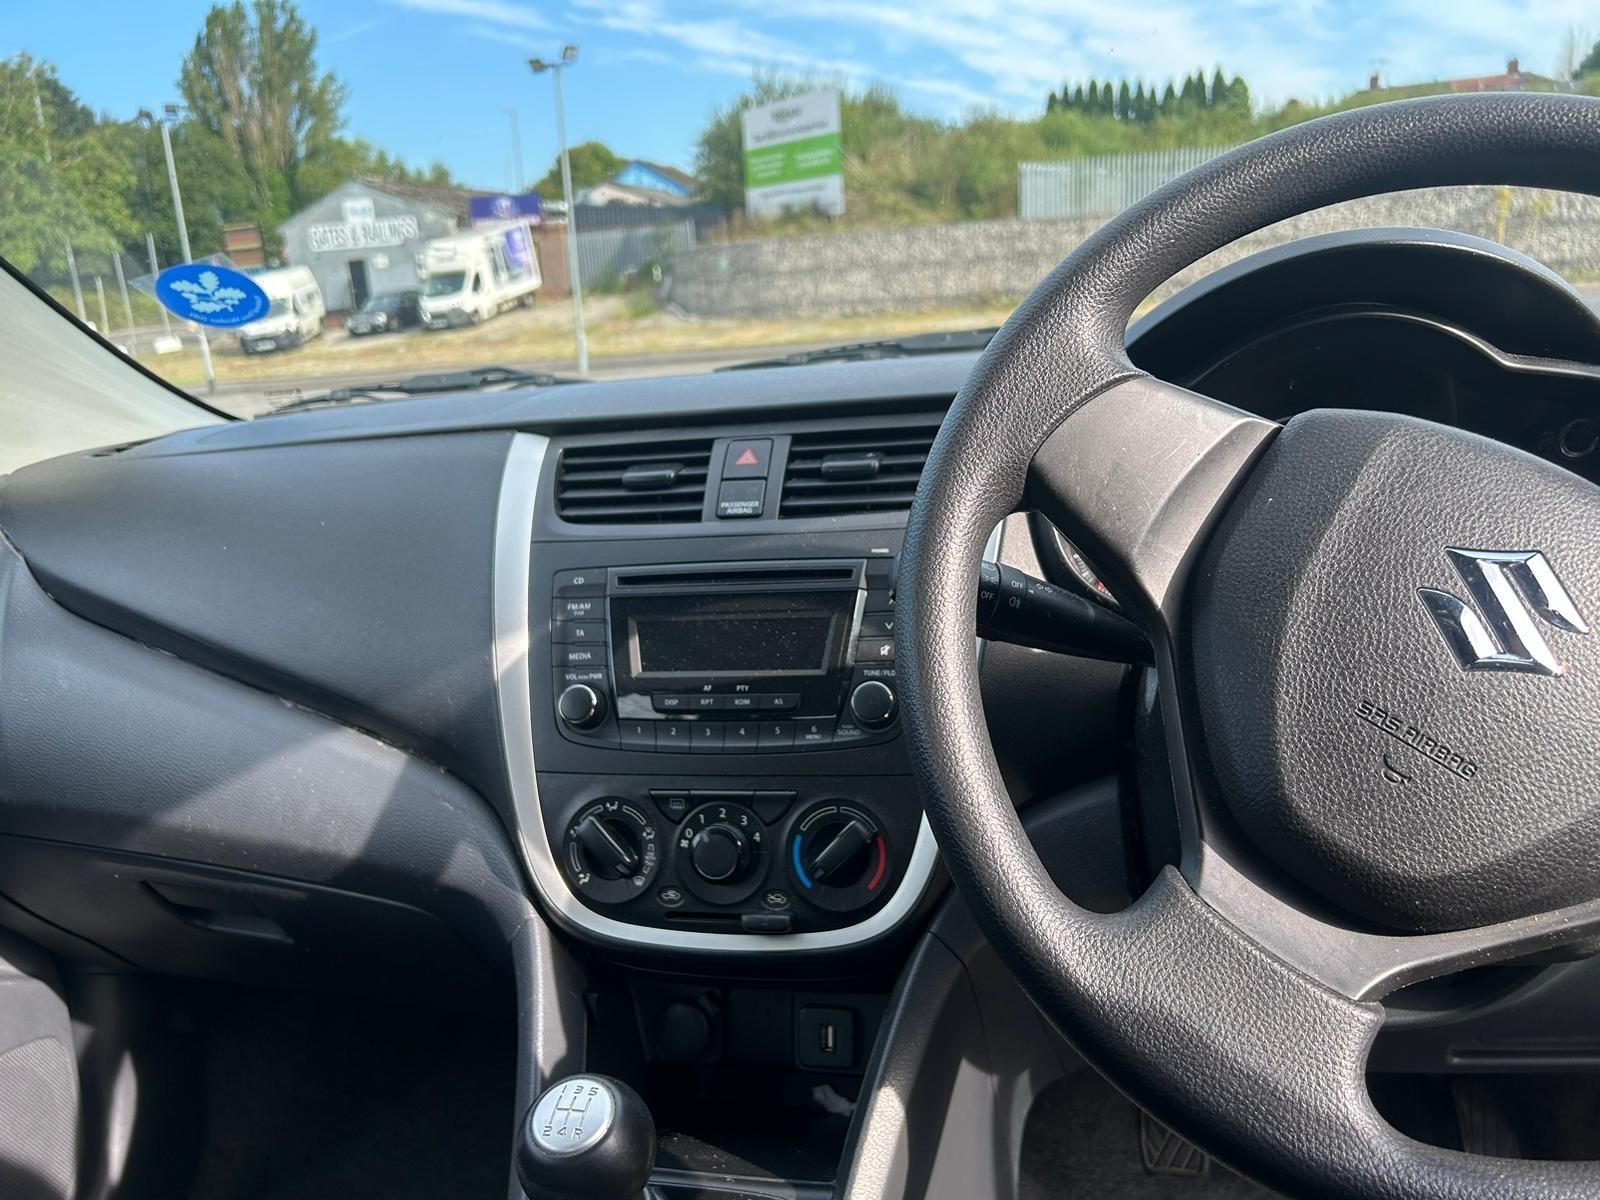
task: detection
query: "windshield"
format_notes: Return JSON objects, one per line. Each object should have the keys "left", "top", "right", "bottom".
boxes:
{"left": 423, "top": 272, "right": 467, "bottom": 298}
{"left": 2, "top": 4, "right": 1593, "bottom": 421}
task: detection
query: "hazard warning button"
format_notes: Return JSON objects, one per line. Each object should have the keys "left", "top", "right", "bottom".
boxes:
{"left": 722, "top": 438, "right": 773, "bottom": 480}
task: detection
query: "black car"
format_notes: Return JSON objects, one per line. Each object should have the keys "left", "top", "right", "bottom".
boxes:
{"left": 345, "top": 289, "right": 421, "bottom": 336}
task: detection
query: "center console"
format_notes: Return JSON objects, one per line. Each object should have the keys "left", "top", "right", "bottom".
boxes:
{"left": 496, "top": 429, "right": 943, "bottom": 954}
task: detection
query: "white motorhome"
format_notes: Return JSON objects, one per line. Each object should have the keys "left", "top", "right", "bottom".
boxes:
{"left": 418, "top": 224, "right": 541, "bottom": 329}
{"left": 237, "top": 266, "right": 325, "bottom": 354}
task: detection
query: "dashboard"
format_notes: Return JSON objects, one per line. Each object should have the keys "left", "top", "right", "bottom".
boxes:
{"left": 1, "top": 226, "right": 1599, "bottom": 983}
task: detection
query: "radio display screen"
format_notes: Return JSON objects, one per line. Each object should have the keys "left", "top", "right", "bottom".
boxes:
{"left": 616, "top": 591, "right": 850, "bottom": 679}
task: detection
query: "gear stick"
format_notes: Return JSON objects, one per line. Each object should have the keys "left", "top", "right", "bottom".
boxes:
{"left": 516, "top": 1074, "right": 656, "bottom": 1200}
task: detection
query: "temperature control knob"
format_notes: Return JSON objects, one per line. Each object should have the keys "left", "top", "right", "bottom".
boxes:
{"left": 690, "top": 825, "right": 749, "bottom": 883}
{"left": 792, "top": 803, "right": 890, "bottom": 913}
{"left": 557, "top": 683, "right": 608, "bottom": 730}
{"left": 848, "top": 680, "right": 898, "bottom": 730}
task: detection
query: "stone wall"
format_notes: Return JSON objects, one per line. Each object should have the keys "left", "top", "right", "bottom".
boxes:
{"left": 669, "top": 187, "right": 1600, "bottom": 319}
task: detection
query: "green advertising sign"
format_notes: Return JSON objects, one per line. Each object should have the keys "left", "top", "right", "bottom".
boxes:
{"left": 741, "top": 89, "right": 845, "bottom": 218}
{"left": 743, "top": 132, "right": 843, "bottom": 188}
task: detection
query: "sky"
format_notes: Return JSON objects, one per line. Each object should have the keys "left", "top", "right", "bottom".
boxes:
{"left": 9, "top": 0, "right": 1595, "bottom": 194}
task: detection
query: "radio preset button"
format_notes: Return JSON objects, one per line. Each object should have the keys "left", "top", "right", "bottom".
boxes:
{"left": 724, "top": 694, "right": 759, "bottom": 711}
{"left": 724, "top": 722, "right": 760, "bottom": 753}
{"left": 552, "top": 620, "right": 606, "bottom": 644}
{"left": 795, "top": 719, "right": 835, "bottom": 749}
{"left": 760, "top": 693, "right": 801, "bottom": 711}
{"left": 688, "top": 694, "right": 722, "bottom": 711}
{"left": 619, "top": 719, "right": 655, "bottom": 751}
{"left": 690, "top": 722, "right": 725, "bottom": 753}
{"left": 654, "top": 722, "right": 692, "bottom": 753}
{"left": 652, "top": 694, "right": 690, "bottom": 713}
{"left": 552, "top": 569, "right": 605, "bottom": 597}
{"left": 757, "top": 721, "right": 795, "bottom": 752}
{"left": 556, "top": 596, "right": 602, "bottom": 620}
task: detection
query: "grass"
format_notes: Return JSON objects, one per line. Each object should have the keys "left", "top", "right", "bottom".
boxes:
{"left": 134, "top": 293, "right": 1023, "bottom": 393}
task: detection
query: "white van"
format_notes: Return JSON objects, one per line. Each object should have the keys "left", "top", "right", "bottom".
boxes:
{"left": 237, "top": 265, "right": 325, "bottom": 354}
{"left": 418, "top": 224, "right": 540, "bottom": 330}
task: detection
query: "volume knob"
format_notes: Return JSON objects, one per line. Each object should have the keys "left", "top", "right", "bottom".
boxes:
{"left": 557, "top": 683, "right": 608, "bottom": 730}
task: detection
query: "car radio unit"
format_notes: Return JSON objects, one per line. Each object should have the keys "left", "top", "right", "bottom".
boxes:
{"left": 550, "top": 559, "right": 901, "bottom": 754}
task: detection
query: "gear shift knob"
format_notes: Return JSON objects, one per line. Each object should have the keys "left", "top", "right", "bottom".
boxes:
{"left": 516, "top": 1074, "right": 656, "bottom": 1200}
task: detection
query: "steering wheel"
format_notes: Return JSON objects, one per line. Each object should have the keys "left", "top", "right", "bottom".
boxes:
{"left": 898, "top": 93, "right": 1600, "bottom": 1198}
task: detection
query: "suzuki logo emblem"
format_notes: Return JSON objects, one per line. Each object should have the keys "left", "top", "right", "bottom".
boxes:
{"left": 1418, "top": 548, "right": 1590, "bottom": 676}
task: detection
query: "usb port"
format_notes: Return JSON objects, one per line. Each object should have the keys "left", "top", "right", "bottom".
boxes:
{"left": 798, "top": 1007, "right": 854, "bottom": 1069}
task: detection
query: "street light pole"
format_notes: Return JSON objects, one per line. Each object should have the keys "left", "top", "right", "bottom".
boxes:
{"left": 503, "top": 106, "right": 525, "bottom": 192}
{"left": 146, "top": 232, "right": 173, "bottom": 338}
{"left": 530, "top": 47, "right": 588, "bottom": 375}
{"left": 156, "top": 107, "right": 215, "bottom": 393}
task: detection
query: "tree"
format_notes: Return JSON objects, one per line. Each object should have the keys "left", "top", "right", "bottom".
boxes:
{"left": 0, "top": 56, "right": 135, "bottom": 276}
{"left": 1211, "top": 68, "right": 1228, "bottom": 108}
{"left": 533, "top": 141, "right": 624, "bottom": 197}
{"left": 1224, "top": 74, "right": 1251, "bottom": 112}
{"left": 1579, "top": 36, "right": 1600, "bottom": 78}
{"left": 1117, "top": 80, "right": 1132, "bottom": 119}
{"left": 179, "top": 0, "right": 346, "bottom": 225}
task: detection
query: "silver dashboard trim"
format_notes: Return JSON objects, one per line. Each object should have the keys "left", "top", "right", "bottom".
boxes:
{"left": 492, "top": 431, "right": 945, "bottom": 952}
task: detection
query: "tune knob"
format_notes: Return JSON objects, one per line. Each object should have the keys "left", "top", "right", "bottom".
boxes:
{"left": 690, "top": 825, "right": 749, "bottom": 883}
{"left": 557, "top": 683, "right": 608, "bottom": 730}
{"left": 848, "top": 679, "right": 898, "bottom": 729}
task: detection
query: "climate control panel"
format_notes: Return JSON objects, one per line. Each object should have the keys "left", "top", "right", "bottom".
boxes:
{"left": 540, "top": 774, "right": 919, "bottom": 937}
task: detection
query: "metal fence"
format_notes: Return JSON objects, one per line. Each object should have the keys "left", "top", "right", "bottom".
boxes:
{"left": 571, "top": 218, "right": 699, "bottom": 289}
{"left": 1018, "top": 145, "right": 1238, "bottom": 219}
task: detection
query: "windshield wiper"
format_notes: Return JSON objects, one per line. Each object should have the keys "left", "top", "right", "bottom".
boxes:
{"left": 720, "top": 327, "right": 999, "bottom": 371}
{"left": 267, "top": 366, "right": 585, "bottom": 415}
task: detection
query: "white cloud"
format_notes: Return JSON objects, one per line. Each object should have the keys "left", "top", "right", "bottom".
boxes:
{"left": 452, "top": 0, "right": 1579, "bottom": 121}
{"left": 464, "top": 21, "right": 551, "bottom": 51}
{"left": 327, "top": 18, "right": 383, "bottom": 44}
{"left": 382, "top": 0, "right": 551, "bottom": 31}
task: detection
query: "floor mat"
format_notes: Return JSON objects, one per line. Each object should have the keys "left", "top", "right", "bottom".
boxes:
{"left": 1019, "top": 1069, "right": 1279, "bottom": 1199}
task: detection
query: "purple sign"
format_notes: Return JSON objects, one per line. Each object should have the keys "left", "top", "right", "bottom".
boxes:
{"left": 502, "top": 224, "right": 534, "bottom": 275}
{"left": 469, "top": 193, "right": 543, "bottom": 227}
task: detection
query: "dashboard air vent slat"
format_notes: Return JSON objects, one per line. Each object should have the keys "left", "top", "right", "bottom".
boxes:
{"left": 556, "top": 439, "right": 714, "bottom": 524}
{"left": 780, "top": 422, "right": 941, "bottom": 517}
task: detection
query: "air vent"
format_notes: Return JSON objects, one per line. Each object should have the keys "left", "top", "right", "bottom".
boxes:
{"left": 555, "top": 438, "right": 713, "bottom": 523}
{"left": 780, "top": 422, "right": 941, "bottom": 517}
